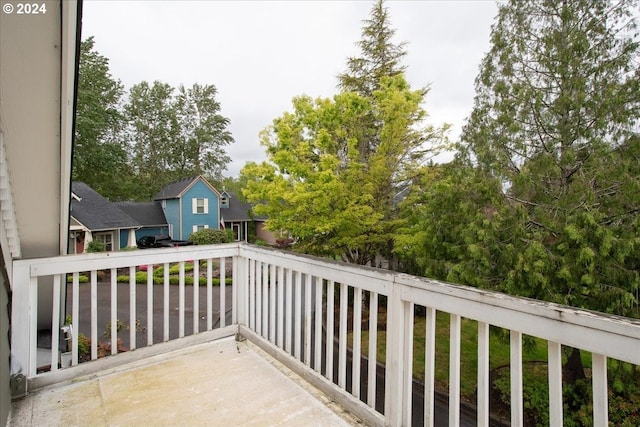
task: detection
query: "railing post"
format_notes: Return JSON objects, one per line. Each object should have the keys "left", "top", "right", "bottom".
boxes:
{"left": 10, "top": 260, "right": 32, "bottom": 380}
{"left": 234, "top": 253, "right": 247, "bottom": 327}
{"left": 385, "top": 280, "right": 405, "bottom": 426}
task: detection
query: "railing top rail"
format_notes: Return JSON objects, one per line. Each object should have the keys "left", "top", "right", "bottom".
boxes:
{"left": 239, "top": 244, "right": 394, "bottom": 295}
{"left": 396, "top": 272, "right": 640, "bottom": 364}
{"left": 14, "top": 243, "right": 240, "bottom": 278}
{"left": 241, "top": 244, "right": 640, "bottom": 363}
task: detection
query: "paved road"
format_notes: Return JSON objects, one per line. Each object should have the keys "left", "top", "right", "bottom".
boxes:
{"left": 66, "top": 280, "right": 233, "bottom": 350}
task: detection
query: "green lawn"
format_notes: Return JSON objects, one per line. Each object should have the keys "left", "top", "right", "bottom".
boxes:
{"left": 352, "top": 310, "right": 552, "bottom": 398}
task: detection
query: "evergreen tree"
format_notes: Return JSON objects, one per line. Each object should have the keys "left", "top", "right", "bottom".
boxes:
{"left": 460, "top": 0, "right": 640, "bottom": 315}
{"left": 338, "top": 0, "right": 407, "bottom": 99}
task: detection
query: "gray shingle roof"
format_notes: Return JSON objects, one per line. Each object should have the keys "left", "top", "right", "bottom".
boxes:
{"left": 221, "top": 192, "right": 266, "bottom": 222}
{"left": 71, "top": 182, "right": 139, "bottom": 230}
{"left": 154, "top": 176, "right": 198, "bottom": 200}
{"left": 114, "top": 202, "right": 167, "bottom": 226}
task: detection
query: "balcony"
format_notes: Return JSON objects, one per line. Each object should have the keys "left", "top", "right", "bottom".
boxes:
{"left": 8, "top": 243, "right": 640, "bottom": 426}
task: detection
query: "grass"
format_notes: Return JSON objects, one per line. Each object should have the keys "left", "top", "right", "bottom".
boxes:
{"left": 351, "top": 310, "right": 554, "bottom": 399}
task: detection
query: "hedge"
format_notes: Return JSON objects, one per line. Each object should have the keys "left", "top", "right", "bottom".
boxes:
{"left": 116, "top": 273, "right": 232, "bottom": 286}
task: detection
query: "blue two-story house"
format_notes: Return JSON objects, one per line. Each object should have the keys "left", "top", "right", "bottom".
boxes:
{"left": 154, "top": 176, "right": 222, "bottom": 240}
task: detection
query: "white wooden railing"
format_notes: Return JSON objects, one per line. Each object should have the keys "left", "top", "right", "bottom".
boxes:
{"left": 10, "top": 243, "right": 640, "bottom": 426}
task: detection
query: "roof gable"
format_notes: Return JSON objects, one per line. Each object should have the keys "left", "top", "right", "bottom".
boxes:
{"left": 71, "top": 182, "right": 139, "bottom": 231}
{"left": 154, "top": 175, "right": 220, "bottom": 200}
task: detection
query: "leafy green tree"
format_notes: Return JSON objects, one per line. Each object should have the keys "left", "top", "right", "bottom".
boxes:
{"left": 126, "top": 81, "right": 178, "bottom": 199}
{"left": 243, "top": 1, "right": 447, "bottom": 266}
{"left": 126, "top": 81, "right": 234, "bottom": 200}
{"left": 243, "top": 75, "right": 442, "bottom": 265}
{"left": 73, "top": 37, "right": 132, "bottom": 199}
{"left": 173, "top": 83, "right": 233, "bottom": 180}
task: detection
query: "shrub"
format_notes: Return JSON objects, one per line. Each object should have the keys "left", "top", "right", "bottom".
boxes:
{"left": 86, "top": 241, "right": 105, "bottom": 253}
{"left": 150, "top": 262, "right": 194, "bottom": 277}
{"left": 117, "top": 273, "right": 232, "bottom": 286}
{"left": 66, "top": 274, "right": 89, "bottom": 283}
{"left": 78, "top": 333, "right": 90, "bottom": 357}
{"left": 188, "top": 228, "right": 233, "bottom": 245}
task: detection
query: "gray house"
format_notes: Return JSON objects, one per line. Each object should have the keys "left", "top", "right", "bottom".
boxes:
{"left": 69, "top": 182, "right": 140, "bottom": 253}
{"left": 69, "top": 182, "right": 169, "bottom": 253}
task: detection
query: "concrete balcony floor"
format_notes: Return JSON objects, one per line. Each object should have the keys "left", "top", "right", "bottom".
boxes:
{"left": 9, "top": 337, "right": 362, "bottom": 426}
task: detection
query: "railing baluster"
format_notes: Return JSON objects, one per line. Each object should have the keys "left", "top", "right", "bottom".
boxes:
{"left": 70, "top": 273, "right": 79, "bottom": 366}
{"left": 262, "top": 262, "right": 268, "bottom": 339}
{"left": 449, "top": 313, "right": 461, "bottom": 426}
{"left": 239, "top": 256, "right": 248, "bottom": 326}
{"left": 178, "top": 261, "right": 185, "bottom": 338}
{"left": 269, "top": 264, "right": 276, "bottom": 343}
{"left": 249, "top": 259, "right": 256, "bottom": 331}
{"left": 207, "top": 259, "right": 213, "bottom": 331}
{"left": 510, "top": 330, "right": 523, "bottom": 427}
{"left": 592, "top": 353, "right": 608, "bottom": 427}
{"left": 277, "top": 266, "right": 284, "bottom": 349}
{"left": 294, "top": 270, "right": 302, "bottom": 360}
{"left": 129, "top": 266, "right": 136, "bottom": 350}
{"left": 403, "top": 302, "right": 414, "bottom": 426}
{"left": 304, "top": 274, "right": 312, "bottom": 365}
{"left": 50, "top": 274, "right": 61, "bottom": 371}
{"left": 256, "top": 261, "right": 263, "bottom": 336}
{"left": 424, "top": 307, "right": 436, "bottom": 427}
{"left": 367, "top": 291, "right": 378, "bottom": 408}
{"left": 30, "top": 276, "right": 38, "bottom": 376}
{"left": 147, "top": 265, "right": 153, "bottom": 346}
{"left": 325, "top": 280, "right": 335, "bottom": 382}
{"left": 478, "top": 321, "right": 490, "bottom": 427}
{"left": 163, "top": 262, "right": 169, "bottom": 342}
{"left": 352, "top": 287, "right": 362, "bottom": 399}
{"left": 90, "top": 270, "right": 97, "bottom": 360}
{"left": 285, "top": 268, "right": 293, "bottom": 354}
{"left": 548, "top": 341, "right": 563, "bottom": 427}
{"left": 220, "top": 257, "right": 226, "bottom": 328}
{"left": 110, "top": 268, "right": 117, "bottom": 355}
{"left": 314, "top": 276, "right": 322, "bottom": 373}
{"left": 193, "top": 260, "right": 199, "bottom": 334}
{"left": 338, "top": 282, "right": 348, "bottom": 389}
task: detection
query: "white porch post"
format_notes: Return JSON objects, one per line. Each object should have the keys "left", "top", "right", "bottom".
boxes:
{"left": 127, "top": 229, "right": 137, "bottom": 248}
{"left": 83, "top": 231, "right": 93, "bottom": 253}
{"left": 384, "top": 282, "right": 405, "bottom": 426}
{"left": 233, "top": 249, "right": 248, "bottom": 330}
{"left": 10, "top": 260, "right": 33, "bottom": 379}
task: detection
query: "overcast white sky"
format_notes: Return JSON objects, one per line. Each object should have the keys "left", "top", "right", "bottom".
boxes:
{"left": 81, "top": 0, "right": 500, "bottom": 178}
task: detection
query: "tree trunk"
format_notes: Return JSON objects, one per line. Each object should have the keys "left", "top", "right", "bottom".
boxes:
{"left": 563, "top": 347, "right": 586, "bottom": 385}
